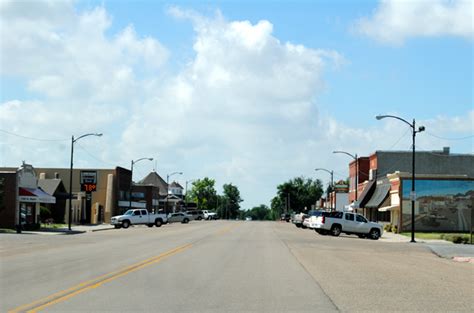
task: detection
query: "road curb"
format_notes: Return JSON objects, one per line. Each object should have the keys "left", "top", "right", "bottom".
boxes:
{"left": 452, "top": 257, "right": 474, "bottom": 263}
{"left": 90, "top": 227, "right": 115, "bottom": 232}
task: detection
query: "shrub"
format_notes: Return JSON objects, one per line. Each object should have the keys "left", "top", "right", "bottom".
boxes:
{"left": 391, "top": 225, "right": 398, "bottom": 233}
{"left": 384, "top": 224, "right": 392, "bottom": 232}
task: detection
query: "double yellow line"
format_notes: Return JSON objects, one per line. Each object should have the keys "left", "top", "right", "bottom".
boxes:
{"left": 9, "top": 244, "right": 192, "bottom": 313}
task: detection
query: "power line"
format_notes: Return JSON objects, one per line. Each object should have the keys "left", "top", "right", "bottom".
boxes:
{"left": 0, "top": 129, "right": 69, "bottom": 142}
{"left": 75, "top": 142, "right": 117, "bottom": 167}
{"left": 426, "top": 131, "right": 474, "bottom": 141}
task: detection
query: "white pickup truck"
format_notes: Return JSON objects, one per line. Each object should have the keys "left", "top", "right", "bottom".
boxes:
{"left": 312, "top": 211, "right": 383, "bottom": 240}
{"left": 111, "top": 209, "right": 168, "bottom": 229}
{"left": 202, "top": 210, "right": 218, "bottom": 220}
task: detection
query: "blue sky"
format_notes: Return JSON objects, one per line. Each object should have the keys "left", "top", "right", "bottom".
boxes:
{"left": 1, "top": 0, "right": 473, "bottom": 209}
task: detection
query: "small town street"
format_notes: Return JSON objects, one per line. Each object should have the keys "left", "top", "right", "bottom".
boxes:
{"left": 1, "top": 221, "right": 472, "bottom": 313}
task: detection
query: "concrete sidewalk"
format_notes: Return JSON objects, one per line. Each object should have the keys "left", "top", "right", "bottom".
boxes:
{"left": 17, "top": 223, "right": 115, "bottom": 235}
{"left": 381, "top": 232, "right": 474, "bottom": 263}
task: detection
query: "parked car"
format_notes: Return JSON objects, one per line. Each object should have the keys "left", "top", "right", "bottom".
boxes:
{"left": 280, "top": 213, "right": 291, "bottom": 222}
{"left": 302, "top": 210, "right": 329, "bottom": 229}
{"left": 202, "top": 210, "right": 218, "bottom": 220}
{"left": 167, "top": 212, "right": 191, "bottom": 223}
{"left": 312, "top": 211, "right": 383, "bottom": 240}
{"left": 291, "top": 212, "right": 308, "bottom": 228}
{"left": 111, "top": 209, "right": 168, "bottom": 229}
{"left": 186, "top": 210, "right": 205, "bottom": 220}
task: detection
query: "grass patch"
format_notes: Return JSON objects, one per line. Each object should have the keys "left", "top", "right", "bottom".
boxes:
{"left": 400, "top": 232, "right": 472, "bottom": 244}
{"left": 0, "top": 228, "right": 17, "bottom": 234}
{"left": 41, "top": 223, "right": 67, "bottom": 229}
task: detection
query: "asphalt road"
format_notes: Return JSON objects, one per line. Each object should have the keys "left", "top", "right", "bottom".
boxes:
{"left": 1, "top": 221, "right": 472, "bottom": 312}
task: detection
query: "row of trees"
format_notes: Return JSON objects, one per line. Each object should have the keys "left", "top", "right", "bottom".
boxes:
{"left": 186, "top": 177, "right": 243, "bottom": 219}
{"left": 185, "top": 176, "right": 324, "bottom": 221}
{"left": 233, "top": 177, "right": 325, "bottom": 221}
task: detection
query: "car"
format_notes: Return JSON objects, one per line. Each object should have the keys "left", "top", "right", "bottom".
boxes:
{"left": 312, "top": 211, "right": 383, "bottom": 240}
{"left": 110, "top": 209, "right": 168, "bottom": 229}
{"left": 291, "top": 212, "right": 308, "bottom": 228}
{"left": 245, "top": 216, "right": 252, "bottom": 221}
{"left": 202, "top": 210, "right": 218, "bottom": 220}
{"left": 280, "top": 213, "right": 291, "bottom": 222}
{"left": 186, "top": 210, "right": 205, "bottom": 220}
{"left": 302, "top": 210, "right": 328, "bottom": 229}
{"left": 167, "top": 212, "right": 191, "bottom": 223}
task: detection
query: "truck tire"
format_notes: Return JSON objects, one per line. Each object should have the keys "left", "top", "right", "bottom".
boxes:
{"left": 122, "top": 220, "right": 130, "bottom": 229}
{"left": 368, "top": 228, "right": 380, "bottom": 240}
{"left": 183, "top": 218, "right": 189, "bottom": 224}
{"left": 330, "top": 225, "right": 341, "bottom": 236}
{"left": 155, "top": 219, "right": 162, "bottom": 227}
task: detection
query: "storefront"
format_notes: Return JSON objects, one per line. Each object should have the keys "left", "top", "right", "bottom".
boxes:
{"left": 16, "top": 163, "right": 55, "bottom": 229}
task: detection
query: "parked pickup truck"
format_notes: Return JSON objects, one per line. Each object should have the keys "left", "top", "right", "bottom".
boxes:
{"left": 202, "top": 210, "right": 218, "bottom": 220}
{"left": 111, "top": 209, "right": 168, "bottom": 229}
{"left": 312, "top": 211, "right": 383, "bottom": 240}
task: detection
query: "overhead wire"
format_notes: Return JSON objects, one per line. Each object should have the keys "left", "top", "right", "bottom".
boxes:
{"left": 0, "top": 129, "right": 69, "bottom": 142}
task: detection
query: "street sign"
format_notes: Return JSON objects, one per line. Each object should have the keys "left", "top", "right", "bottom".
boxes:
{"left": 80, "top": 171, "right": 97, "bottom": 184}
{"left": 80, "top": 171, "right": 97, "bottom": 192}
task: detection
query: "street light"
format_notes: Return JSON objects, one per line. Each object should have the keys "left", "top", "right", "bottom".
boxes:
{"left": 333, "top": 150, "right": 358, "bottom": 209}
{"left": 166, "top": 171, "right": 183, "bottom": 213}
{"left": 315, "top": 168, "right": 334, "bottom": 210}
{"left": 129, "top": 157, "right": 154, "bottom": 212}
{"left": 376, "top": 114, "right": 425, "bottom": 243}
{"left": 68, "top": 133, "right": 102, "bottom": 231}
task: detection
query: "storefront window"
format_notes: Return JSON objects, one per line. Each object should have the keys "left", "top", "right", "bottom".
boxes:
{"left": 401, "top": 179, "right": 473, "bottom": 232}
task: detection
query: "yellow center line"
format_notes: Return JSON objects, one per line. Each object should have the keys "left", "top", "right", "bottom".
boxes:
{"left": 10, "top": 223, "right": 239, "bottom": 313}
{"left": 8, "top": 244, "right": 192, "bottom": 313}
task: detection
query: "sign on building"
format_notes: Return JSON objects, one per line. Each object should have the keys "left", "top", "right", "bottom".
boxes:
{"left": 80, "top": 171, "right": 97, "bottom": 192}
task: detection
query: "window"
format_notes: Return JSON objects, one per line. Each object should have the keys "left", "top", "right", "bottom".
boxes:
{"left": 356, "top": 215, "right": 367, "bottom": 223}
{"left": 140, "top": 210, "right": 148, "bottom": 215}
{"left": 345, "top": 213, "right": 355, "bottom": 221}
{"left": 132, "top": 210, "right": 140, "bottom": 216}
{"left": 329, "top": 212, "right": 343, "bottom": 219}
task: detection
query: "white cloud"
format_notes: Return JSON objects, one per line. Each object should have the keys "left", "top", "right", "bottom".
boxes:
{"left": 1, "top": 3, "right": 472, "bottom": 208}
{"left": 354, "top": 0, "right": 473, "bottom": 45}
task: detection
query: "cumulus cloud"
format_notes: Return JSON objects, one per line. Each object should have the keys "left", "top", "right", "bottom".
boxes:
{"left": 353, "top": 0, "right": 473, "bottom": 45}
{"left": 1, "top": 2, "right": 471, "bottom": 208}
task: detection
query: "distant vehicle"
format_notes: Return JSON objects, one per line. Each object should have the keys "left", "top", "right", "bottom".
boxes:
{"left": 280, "top": 213, "right": 291, "bottom": 222}
{"left": 312, "top": 211, "right": 383, "bottom": 240}
{"left": 168, "top": 212, "right": 191, "bottom": 224}
{"left": 186, "top": 210, "right": 205, "bottom": 220}
{"left": 245, "top": 216, "right": 252, "bottom": 221}
{"left": 202, "top": 210, "right": 218, "bottom": 220}
{"left": 111, "top": 209, "right": 168, "bottom": 229}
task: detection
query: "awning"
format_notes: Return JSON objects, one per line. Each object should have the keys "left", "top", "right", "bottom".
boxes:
{"left": 365, "top": 183, "right": 390, "bottom": 209}
{"left": 378, "top": 205, "right": 399, "bottom": 212}
{"left": 354, "top": 179, "right": 376, "bottom": 208}
{"left": 19, "top": 187, "right": 56, "bottom": 204}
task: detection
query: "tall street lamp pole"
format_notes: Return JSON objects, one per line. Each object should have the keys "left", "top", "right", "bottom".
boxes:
{"left": 68, "top": 133, "right": 102, "bottom": 231}
{"left": 129, "top": 157, "right": 153, "bottom": 212}
{"left": 333, "top": 150, "right": 358, "bottom": 209}
{"left": 166, "top": 171, "right": 183, "bottom": 213}
{"left": 376, "top": 114, "right": 425, "bottom": 243}
{"left": 315, "top": 168, "right": 334, "bottom": 210}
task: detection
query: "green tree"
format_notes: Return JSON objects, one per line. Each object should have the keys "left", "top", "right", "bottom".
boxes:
{"left": 275, "top": 177, "right": 323, "bottom": 215}
{"left": 186, "top": 177, "right": 217, "bottom": 211}
{"left": 248, "top": 204, "right": 272, "bottom": 220}
{"left": 221, "top": 183, "right": 243, "bottom": 219}
{"left": 270, "top": 196, "right": 284, "bottom": 220}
